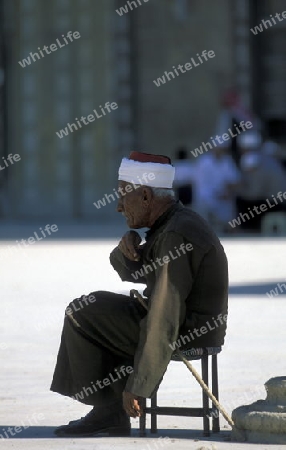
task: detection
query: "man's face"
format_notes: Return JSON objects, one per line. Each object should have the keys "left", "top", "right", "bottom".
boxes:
{"left": 116, "top": 181, "right": 151, "bottom": 229}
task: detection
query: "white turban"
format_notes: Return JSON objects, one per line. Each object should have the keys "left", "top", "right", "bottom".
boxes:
{"left": 118, "top": 158, "right": 175, "bottom": 188}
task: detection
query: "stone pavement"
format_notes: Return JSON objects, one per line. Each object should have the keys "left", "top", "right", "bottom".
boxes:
{"left": 1, "top": 223, "right": 286, "bottom": 449}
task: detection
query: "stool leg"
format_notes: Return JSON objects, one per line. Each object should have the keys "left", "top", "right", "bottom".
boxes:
{"left": 212, "top": 354, "right": 220, "bottom": 433}
{"left": 150, "top": 390, "right": 158, "bottom": 434}
{"left": 201, "top": 355, "right": 210, "bottom": 437}
{"left": 139, "top": 397, "right": 147, "bottom": 437}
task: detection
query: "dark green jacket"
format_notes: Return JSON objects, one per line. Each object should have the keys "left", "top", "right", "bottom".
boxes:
{"left": 110, "top": 203, "right": 228, "bottom": 398}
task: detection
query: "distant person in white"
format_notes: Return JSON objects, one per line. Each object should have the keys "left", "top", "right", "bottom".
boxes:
{"left": 215, "top": 88, "right": 261, "bottom": 166}
{"left": 237, "top": 132, "right": 286, "bottom": 229}
{"left": 192, "top": 142, "right": 241, "bottom": 230}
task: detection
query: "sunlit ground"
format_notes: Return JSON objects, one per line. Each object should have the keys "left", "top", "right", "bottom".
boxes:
{"left": 1, "top": 231, "right": 286, "bottom": 449}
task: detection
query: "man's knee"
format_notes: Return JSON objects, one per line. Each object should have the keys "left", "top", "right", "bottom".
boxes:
{"left": 65, "top": 292, "right": 98, "bottom": 317}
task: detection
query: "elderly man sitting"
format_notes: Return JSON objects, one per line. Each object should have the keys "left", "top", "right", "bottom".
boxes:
{"left": 51, "top": 152, "right": 228, "bottom": 437}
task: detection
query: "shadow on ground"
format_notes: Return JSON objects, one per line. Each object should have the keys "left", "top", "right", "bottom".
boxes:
{"left": 229, "top": 281, "right": 286, "bottom": 295}
{"left": 0, "top": 425, "right": 231, "bottom": 441}
{"left": 0, "top": 426, "right": 55, "bottom": 439}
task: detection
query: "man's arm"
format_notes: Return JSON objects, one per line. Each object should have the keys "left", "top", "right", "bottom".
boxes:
{"left": 124, "top": 231, "right": 193, "bottom": 398}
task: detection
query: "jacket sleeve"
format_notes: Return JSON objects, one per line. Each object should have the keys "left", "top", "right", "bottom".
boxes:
{"left": 124, "top": 232, "right": 194, "bottom": 397}
{"left": 109, "top": 246, "right": 147, "bottom": 284}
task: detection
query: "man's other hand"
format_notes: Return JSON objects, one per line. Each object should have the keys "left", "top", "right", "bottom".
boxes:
{"left": 118, "top": 231, "right": 142, "bottom": 261}
{"left": 123, "top": 391, "right": 142, "bottom": 418}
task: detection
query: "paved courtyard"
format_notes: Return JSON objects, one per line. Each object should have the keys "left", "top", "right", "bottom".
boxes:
{"left": 1, "top": 223, "right": 286, "bottom": 449}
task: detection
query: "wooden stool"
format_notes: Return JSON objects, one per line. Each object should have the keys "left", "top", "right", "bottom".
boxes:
{"left": 139, "top": 347, "right": 221, "bottom": 437}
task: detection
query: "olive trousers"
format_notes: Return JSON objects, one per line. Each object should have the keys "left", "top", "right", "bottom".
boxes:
{"left": 50, "top": 291, "right": 146, "bottom": 406}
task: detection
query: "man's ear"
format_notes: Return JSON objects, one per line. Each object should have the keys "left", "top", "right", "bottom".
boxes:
{"left": 142, "top": 186, "right": 153, "bottom": 203}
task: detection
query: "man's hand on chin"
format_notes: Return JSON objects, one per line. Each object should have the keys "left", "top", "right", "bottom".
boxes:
{"left": 123, "top": 391, "right": 143, "bottom": 418}
{"left": 118, "top": 231, "right": 142, "bottom": 261}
